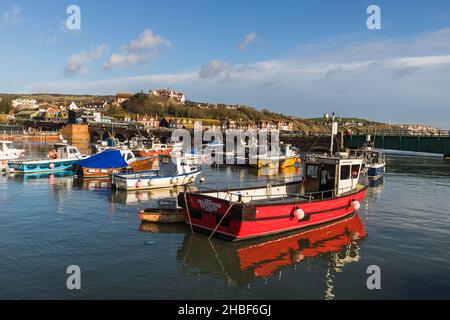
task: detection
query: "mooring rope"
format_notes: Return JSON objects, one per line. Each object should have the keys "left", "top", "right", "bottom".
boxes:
{"left": 183, "top": 189, "right": 194, "bottom": 234}
{"left": 208, "top": 201, "right": 240, "bottom": 240}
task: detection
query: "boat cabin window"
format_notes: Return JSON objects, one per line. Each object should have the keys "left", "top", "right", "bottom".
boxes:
{"left": 123, "top": 152, "right": 133, "bottom": 162}
{"left": 306, "top": 165, "right": 319, "bottom": 179}
{"left": 351, "top": 164, "right": 361, "bottom": 178}
{"left": 69, "top": 148, "right": 78, "bottom": 154}
{"left": 340, "top": 165, "right": 351, "bottom": 180}
{"left": 303, "top": 163, "right": 336, "bottom": 198}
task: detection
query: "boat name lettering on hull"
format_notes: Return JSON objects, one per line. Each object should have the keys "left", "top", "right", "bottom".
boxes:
{"left": 197, "top": 199, "right": 222, "bottom": 213}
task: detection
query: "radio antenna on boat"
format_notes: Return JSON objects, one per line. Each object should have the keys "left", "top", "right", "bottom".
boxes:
{"left": 328, "top": 112, "right": 339, "bottom": 156}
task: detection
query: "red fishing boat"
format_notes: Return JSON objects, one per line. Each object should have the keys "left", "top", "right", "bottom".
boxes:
{"left": 179, "top": 154, "right": 366, "bottom": 241}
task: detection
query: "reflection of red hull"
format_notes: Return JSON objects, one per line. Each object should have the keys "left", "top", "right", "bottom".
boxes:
{"left": 181, "top": 187, "right": 367, "bottom": 241}
{"left": 238, "top": 213, "right": 366, "bottom": 277}
{"left": 137, "top": 149, "right": 171, "bottom": 157}
{"left": 177, "top": 213, "right": 367, "bottom": 284}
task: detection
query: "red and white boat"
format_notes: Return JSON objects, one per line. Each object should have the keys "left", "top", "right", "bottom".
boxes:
{"left": 179, "top": 154, "right": 366, "bottom": 241}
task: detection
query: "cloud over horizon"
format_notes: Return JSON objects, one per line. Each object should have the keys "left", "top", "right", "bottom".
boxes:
{"left": 239, "top": 32, "right": 258, "bottom": 51}
{"left": 65, "top": 44, "right": 108, "bottom": 75}
{"left": 103, "top": 29, "right": 171, "bottom": 69}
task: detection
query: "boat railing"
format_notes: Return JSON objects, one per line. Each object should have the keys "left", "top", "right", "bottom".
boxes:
{"left": 191, "top": 184, "right": 356, "bottom": 205}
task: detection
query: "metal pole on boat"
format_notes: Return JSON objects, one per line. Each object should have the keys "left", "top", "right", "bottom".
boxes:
{"left": 183, "top": 185, "right": 194, "bottom": 234}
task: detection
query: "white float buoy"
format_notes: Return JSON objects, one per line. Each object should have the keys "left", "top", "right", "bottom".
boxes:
{"left": 135, "top": 180, "right": 144, "bottom": 189}
{"left": 294, "top": 208, "right": 305, "bottom": 220}
{"left": 49, "top": 163, "right": 55, "bottom": 169}
{"left": 200, "top": 177, "right": 206, "bottom": 183}
{"left": 351, "top": 200, "right": 361, "bottom": 211}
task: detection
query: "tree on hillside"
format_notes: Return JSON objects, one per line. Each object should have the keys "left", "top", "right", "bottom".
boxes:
{"left": 0, "top": 96, "right": 12, "bottom": 114}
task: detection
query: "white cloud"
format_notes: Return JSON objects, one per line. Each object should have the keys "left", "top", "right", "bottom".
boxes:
{"left": 3, "top": 6, "right": 22, "bottom": 25}
{"left": 103, "top": 53, "right": 151, "bottom": 70}
{"left": 65, "top": 44, "right": 108, "bottom": 75}
{"left": 199, "top": 60, "right": 234, "bottom": 79}
{"left": 239, "top": 32, "right": 258, "bottom": 51}
{"left": 104, "top": 29, "right": 171, "bottom": 69}
{"left": 127, "top": 29, "right": 171, "bottom": 52}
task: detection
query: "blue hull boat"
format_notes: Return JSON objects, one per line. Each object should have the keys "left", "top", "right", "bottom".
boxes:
{"left": 7, "top": 143, "right": 89, "bottom": 174}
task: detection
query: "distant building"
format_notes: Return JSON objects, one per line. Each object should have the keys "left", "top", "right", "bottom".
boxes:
{"left": 14, "top": 110, "right": 40, "bottom": 120}
{"left": 258, "top": 120, "right": 277, "bottom": 130}
{"left": 115, "top": 93, "right": 134, "bottom": 105}
{"left": 12, "top": 99, "right": 38, "bottom": 110}
{"left": 150, "top": 89, "right": 186, "bottom": 105}
{"left": 159, "top": 117, "right": 221, "bottom": 130}
{"left": 68, "top": 102, "right": 79, "bottom": 111}
{"left": 275, "top": 120, "right": 293, "bottom": 131}
{"left": 137, "top": 115, "right": 159, "bottom": 129}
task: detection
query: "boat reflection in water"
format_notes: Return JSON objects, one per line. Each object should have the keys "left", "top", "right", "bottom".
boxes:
{"left": 73, "top": 177, "right": 112, "bottom": 190}
{"left": 8, "top": 170, "right": 74, "bottom": 182}
{"left": 109, "top": 187, "right": 186, "bottom": 205}
{"left": 176, "top": 213, "right": 366, "bottom": 298}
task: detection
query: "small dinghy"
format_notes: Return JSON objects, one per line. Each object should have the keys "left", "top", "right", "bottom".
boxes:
{"left": 139, "top": 208, "right": 184, "bottom": 223}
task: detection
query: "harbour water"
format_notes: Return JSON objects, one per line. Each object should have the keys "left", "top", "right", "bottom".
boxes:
{"left": 1, "top": 142, "right": 450, "bottom": 299}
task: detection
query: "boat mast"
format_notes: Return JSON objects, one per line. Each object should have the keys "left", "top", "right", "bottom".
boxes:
{"left": 329, "top": 113, "right": 338, "bottom": 156}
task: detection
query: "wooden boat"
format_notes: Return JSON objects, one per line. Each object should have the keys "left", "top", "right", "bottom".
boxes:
{"left": 111, "top": 157, "right": 201, "bottom": 190}
{"left": 179, "top": 154, "right": 366, "bottom": 241}
{"left": 74, "top": 149, "right": 159, "bottom": 178}
{"left": 139, "top": 208, "right": 184, "bottom": 223}
{"left": 8, "top": 143, "right": 88, "bottom": 174}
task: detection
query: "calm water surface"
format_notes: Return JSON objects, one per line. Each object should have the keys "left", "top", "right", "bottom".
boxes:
{"left": 1, "top": 142, "right": 450, "bottom": 299}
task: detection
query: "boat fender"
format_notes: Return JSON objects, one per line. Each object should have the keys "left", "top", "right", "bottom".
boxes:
{"left": 188, "top": 176, "right": 195, "bottom": 183}
{"left": 49, "top": 163, "right": 55, "bottom": 169}
{"left": 200, "top": 177, "right": 206, "bottom": 183}
{"left": 147, "top": 179, "right": 153, "bottom": 186}
{"left": 351, "top": 200, "right": 361, "bottom": 211}
{"left": 294, "top": 208, "right": 305, "bottom": 220}
{"left": 135, "top": 180, "right": 144, "bottom": 189}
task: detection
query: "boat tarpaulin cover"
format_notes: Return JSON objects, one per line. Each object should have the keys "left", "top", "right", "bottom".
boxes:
{"left": 74, "top": 150, "right": 128, "bottom": 168}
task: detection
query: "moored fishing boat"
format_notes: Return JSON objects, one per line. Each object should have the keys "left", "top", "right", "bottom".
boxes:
{"left": 8, "top": 143, "right": 88, "bottom": 174}
{"left": 111, "top": 157, "right": 201, "bottom": 190}
{"left": 136, "top": 142, "right": 172, "bottom": 157}
{"left": 73, "top": 149, "right": 159, "bottom": 178}
{"left": 179, "top": 154, "right": 366, "bottom": 241}
{"left": 1, "top": 141, "right": 25, "bottom": 170}
{"left": 351, "top": 135, "right": 386, "bottom": 180}
{"left": 139, "top": 208, "right": 184, "bottom": 223}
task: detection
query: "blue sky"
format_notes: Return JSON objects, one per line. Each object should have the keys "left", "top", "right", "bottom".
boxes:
{"left": 1, "top": 0, "right": 450, "bottom": 128}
